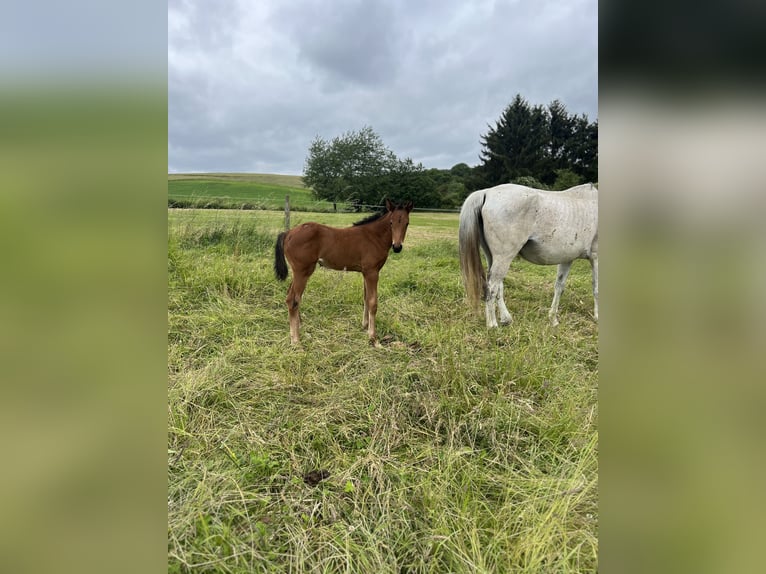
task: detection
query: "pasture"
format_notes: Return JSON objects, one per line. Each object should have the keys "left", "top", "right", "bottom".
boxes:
{"left": 168, "top": 173, "right": 335, "bottom": 211}
{"left": 168, "top": 207, "right": 598, "bottom": 573}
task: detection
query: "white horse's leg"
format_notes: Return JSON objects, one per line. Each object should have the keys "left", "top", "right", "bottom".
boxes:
{"left": 485, "top": 257, "right": 513, "bottom": 328}
{"left": 590, "top": 254, "right": 598, "bottom": 322}
{"left": 484, "top": 295, "right": 497, "bottom": 328}
{"left": 497, "top": 282, "right": 513, "bottom": 325}
{"left": 549, "top": 261, "right": 573, "bottom": 327}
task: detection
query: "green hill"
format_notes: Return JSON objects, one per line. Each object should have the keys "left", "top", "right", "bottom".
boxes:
{"left": 168, "top": 173, "right": 340, "bottom": 211}
{"left": 168, "top": 172, "right": 306, "bottom": 188}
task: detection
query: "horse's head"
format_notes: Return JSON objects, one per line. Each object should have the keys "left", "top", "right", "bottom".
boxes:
{"left": 386, "top": 199, "right": 414, "bottom": 253}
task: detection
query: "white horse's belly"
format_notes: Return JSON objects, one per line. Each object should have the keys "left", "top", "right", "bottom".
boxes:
{"left": 519, "top": 238, "right": 589, "bottom": 265}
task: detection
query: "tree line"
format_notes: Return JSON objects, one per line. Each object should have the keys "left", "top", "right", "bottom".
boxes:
{"left": 303, "top": 94, "right": 598, "bottom": 209}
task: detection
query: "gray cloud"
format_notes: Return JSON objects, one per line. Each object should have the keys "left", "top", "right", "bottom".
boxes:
{"left": 168, "top": 0, "right": 597, "bottom": 174}
{"left": 275, "top": 0, "right": 403, "bottom": 87}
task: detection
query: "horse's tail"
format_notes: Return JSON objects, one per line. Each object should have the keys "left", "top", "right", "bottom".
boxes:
{"left": 274, "top": 232, "right": 289, "bottom": 281}
{"left": 458, "top": 190, "right": 488, "bottom": 311}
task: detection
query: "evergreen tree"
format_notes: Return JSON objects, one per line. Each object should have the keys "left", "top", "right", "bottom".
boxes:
{"left": 565, "top": 116, "right": 598, "bottom": 183}
{"left": 545, "top": 99, "right": 576, "bottom": 182}
{"left": 479, "top": 94, "right": 541, "bottom": 186}
{"left": 478, "top": 94, "right": 598, "bottom": 188}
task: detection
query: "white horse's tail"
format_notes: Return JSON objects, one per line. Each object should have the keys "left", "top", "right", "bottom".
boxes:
{"left": 458, "top": 190, "right": 488, "bottom": 311}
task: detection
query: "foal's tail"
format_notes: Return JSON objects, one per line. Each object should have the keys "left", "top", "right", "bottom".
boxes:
{"left": 458, "top": 190, "right": 488, "bottom": 311}
{"left": 274, "top": 232, "right": 289, "bottom": 281}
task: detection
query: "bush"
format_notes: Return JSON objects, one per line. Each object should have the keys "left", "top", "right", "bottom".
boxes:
{"left": 552, "top": 169, "right": 584, "bottom": 190}
{"left": 512, "top": 176, "right": 549, "bottom": 190}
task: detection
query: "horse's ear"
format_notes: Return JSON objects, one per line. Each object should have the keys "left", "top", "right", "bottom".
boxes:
{"left": 404, "top": 201, "right": 414, "bottom": 212}
{"left": 385, "top": 198, "right": 394, "bottom": 212}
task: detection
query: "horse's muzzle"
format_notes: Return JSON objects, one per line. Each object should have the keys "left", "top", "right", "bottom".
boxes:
{"left": 392, "top": 244, "right": 403, "bottom": 253}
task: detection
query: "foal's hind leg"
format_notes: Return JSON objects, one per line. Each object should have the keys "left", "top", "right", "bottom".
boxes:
{"left": 285, "top": 281, "right": 302, "bottom": 344}
{"left": 549, "top": 261, "right": 573, "bottom": 327}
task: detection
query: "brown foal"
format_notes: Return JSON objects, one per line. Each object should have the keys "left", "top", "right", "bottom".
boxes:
{"left": 274, "top": 199, "right": 413, "bottom": 344}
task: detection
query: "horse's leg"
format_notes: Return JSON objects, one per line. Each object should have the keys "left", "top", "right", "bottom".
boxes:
{"left": 485, "top": 247, "right": 512, "bottom": 325}
{"left": 362, "top": 270, "right": 380, "bottom": 344}
{"left": 549, "top": 261, "right": 573, "bottom": 327}
{"left": 496, "top": 282, "right": 513, "bottom": 325}
{"left": 362, "top": 279, "right": 369, "bottom": 330}
{"left": 590, "top": 253, "right": 598, "bottom": 322}
{"left": 485, "top": 256, "right": 513, "bottom": 328}
{"left": 285, "top": 281, "right": 300, "bottom": 344}
{"left": 285, "top": 265, "right": 314, "bottom": 344}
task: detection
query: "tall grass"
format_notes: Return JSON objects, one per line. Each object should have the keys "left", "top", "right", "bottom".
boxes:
{"left": 168, "top": 209, "right": 598, "bottom": 573}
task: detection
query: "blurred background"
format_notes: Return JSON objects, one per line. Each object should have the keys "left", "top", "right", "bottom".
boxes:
{"left": 0, "top": 2, "right": 166, "bottom": 573}
{"left": 601, "top": 1, "right": 766, "bottom": 572}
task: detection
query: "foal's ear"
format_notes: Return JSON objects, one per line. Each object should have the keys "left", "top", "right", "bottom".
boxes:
{"left": 404, "top": 201, "right": 414, "bottom": 212}
{"left": 385, "top": 198, "right": 394, "bottom": 212}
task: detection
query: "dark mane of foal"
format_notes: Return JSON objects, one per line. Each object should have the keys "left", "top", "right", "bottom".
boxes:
{"left": 352, "top": 202, "right": 409, "bottom": 226}
{"left": 352, "top": 210, "right": 386, "bottom": 227}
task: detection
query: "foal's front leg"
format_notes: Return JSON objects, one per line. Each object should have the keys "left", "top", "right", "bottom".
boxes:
{"left": 362, "top": 279, "right": 369, "bottom": 330}
{"left": 362, "top": 270, "right": 379, "bottom": 344}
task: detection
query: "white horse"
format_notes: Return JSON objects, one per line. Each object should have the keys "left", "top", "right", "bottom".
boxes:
{"left": 459, "top": 183, "right": 598, "bottom": 328}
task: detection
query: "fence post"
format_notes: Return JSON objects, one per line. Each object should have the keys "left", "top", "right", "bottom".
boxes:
{"left": 284, "top": 195, "right": 290, "bottom": 230}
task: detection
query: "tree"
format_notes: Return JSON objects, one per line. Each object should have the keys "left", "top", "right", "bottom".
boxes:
{"left": 303, "top": 126, "right": 397, "bottom": 204}
{"left": 568, "top": 117, "right": 598, "bottom": 183}
{"left": 544, "top": 99, "right": 576, "bottom": 182}
{"left": 381, "top": 158, "right": 439, "bottom": 207}
{"left": 551, "top": 169, "right": 582, "bottom": 190}
{"left": 449, "top": 162, "right": 473, "bottom": 179}
{"left": 479, "top": 95, "right": 551, "bottom": 187}
{"left": 303, "top": 126, "right": 438, "bottom": 207}
{"left": 437, "top": 181, "right": 467, "bottom": 208}
{"left": 477, "top": 94, "right": 598, "bottom": 188}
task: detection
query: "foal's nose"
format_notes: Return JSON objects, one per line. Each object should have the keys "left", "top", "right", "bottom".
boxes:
{"left": 392, "top": 244, "right": 403, "bottom": 253}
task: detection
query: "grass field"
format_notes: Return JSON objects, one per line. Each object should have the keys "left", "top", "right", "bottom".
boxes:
{"left": 169, "top": 173, "right": 307, "bottom": 187}
{"left": 168, "top": 207, "right": 598, "bottom": 573}
{"left": 168, "top": 173, "right": 340, "bottom": 211}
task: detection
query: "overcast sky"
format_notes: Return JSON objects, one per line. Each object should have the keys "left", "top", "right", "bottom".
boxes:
{"left": 168, "top": 0, "right": 597, "bottom": 175}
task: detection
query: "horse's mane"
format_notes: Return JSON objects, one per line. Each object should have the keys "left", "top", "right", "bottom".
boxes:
{"left": 352, "top": 210, "right": 386, "bottom": 226}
